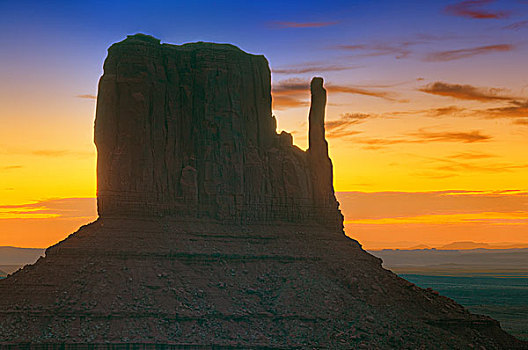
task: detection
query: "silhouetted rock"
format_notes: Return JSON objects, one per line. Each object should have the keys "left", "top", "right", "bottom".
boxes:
{"left": 95, "top": 34, "right": 340, "bottom": 227}
{"left": 0, "top": 34, "right": 524, "bottom": 349}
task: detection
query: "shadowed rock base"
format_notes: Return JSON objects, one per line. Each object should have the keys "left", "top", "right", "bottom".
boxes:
{"left": 0, "top": 218, "right": 524, "bottom": 349}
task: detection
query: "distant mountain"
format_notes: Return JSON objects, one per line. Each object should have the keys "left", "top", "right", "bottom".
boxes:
{"left": 0, "top": 269, "right": 6, "bottom": 277}
{"left": 437, "top": 241, "right": 528, "bottom": 250}
{"left": 369, "top": 248, "right": 528, "bottom": 276}
{"left": 439, "top": 241, "right": 492, "bottom": 249}
{"left": 408, "top": 244, "right": 431, "bottom": 250}
{"left": 0, "top": 246, "right": 45, "bottom": 266}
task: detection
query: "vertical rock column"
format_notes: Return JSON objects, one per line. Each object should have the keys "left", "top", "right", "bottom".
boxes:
{"left": 307, "top": 77, "right": 339, "bottom": 224}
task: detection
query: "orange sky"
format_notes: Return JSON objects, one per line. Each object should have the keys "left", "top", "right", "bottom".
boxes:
{"left": 1, "top": 1, "right": 527, "bottom": 249}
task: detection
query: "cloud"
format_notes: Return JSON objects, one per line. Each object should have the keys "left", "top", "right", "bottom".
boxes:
{"left": 503, "top": 20, "right": 528, "bottom": 30}
{"left": 272, "top": 62, "right": 360, "bottom": 75}
{"left": 445, "top": 0, "right": 510, "bottom": 19}
{"left": 325, "top": 113, "right": 371, "bottom": 138}
{"left": 430, "top": 106, "right": 466, "bottom": 116}
{"left": 349, "top": 127, "right": 492, "bottom": 149}
{"left": 1, "top": 165, "right": 23, "bottom": 170}
{"left": 408, "top": 129, "right": 492, "bottom": 143}
{"left": 0, "top": 198, "right": 97, "bottom": 219}
{"left": 272, "top": 78, "right": 398, "bottom": 110}
{"left": 434, "top": 159, "right": 528, "bottom": 173}
{"left": 270, "top": 21, "right": 338, "bottom": 28}
{"left": 327, "top": 84, "right": 396, "bottom": 100}
{"left": 482, "top": 100, "right": 528, "bottom": 118}
{"left": 393, "top": 106, "right": 467, "bottom": 118}
{"left": 336, "top": 34, "right": 459, "bottom": 60}
{"left": 515, "top": 118, "right": 528, "bottom": 125}
{"left": 419, "top": 81, "right": 515, "bottom": 101}
{"left": 448, "top": 152, "right": 496, "bottom": 159}
{"left": 31, "top": 150, "right": 70, "bottom": 157}
{"left": 336, "top": 42, "right": 415, "bottom": 59}
{"left": 425, "top": 44, "right": 513, "bottom": 61}
{"left": 272, "top": 95, "right": 308, "bottom": 110}
{"left": 76, "top": 94, "right": 97, "bottom": 100}
{"left": 336, "top": 190, "right": 528, "bottom": 220}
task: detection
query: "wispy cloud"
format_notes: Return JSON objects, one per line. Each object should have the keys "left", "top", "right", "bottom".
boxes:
{"left": 325, "top": 113, "right": 371, "bottom": 138}
{"left": 0, "top": 198, "right": 97, "bottom": 219}
{"left": 433, "top": 159, "right": 528, "bottom": 173}
{"left": 76, "top": 94, "right": 97, "bottom": 100}
{"left": 336, "top": 42, "right": 415, "bottom": 59}
{"left": 272, "top": 78, "right": 397, "bottom": 110}
{"left": 349, "top": 127, "right": 492, "bottom": 150}
{"left": 515, "top": 118, "right": 528, "bottom": 125}
{"left": 327, "top": 84, "right": 396, "bottom": 100}
{"left": 408, "top": 129, "right": 492, "bottom": 143}
{"left": 29, "top": 150, "right": 94, "bottom": 158}
{"left": 336, "top": 34, "right": 459, "bottom": 60}
{"left": 1, "top": 165, "right": 23, "bottom": 170}
{"left": 425, "top": 44, "right": 513, "bottom": 61}
{"left": 482, "top": 100, "right": 528, "bottom": 118}
{"left": 272, "top": 95, "right": 309, "bottom": 110}
{"left": 419, "top": 81, "right": 515, "bottom": 101}
{"left": 272, "top": 62, "right": 360, "bottom": 75}
{"left": 448, "top": 152, "right": 497, "bottom": 160}
{"left": 503, "top": 20, "right": 528, "bottom": 30}
{"left": 445, "top": 0, "right": 510, "bottom": 19}
{"left": 270, "top": 21, "right": 338, "bottom": 28}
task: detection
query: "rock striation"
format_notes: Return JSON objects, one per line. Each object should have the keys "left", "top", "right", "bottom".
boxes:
{"left": 0, "top": 34, "right": 525, "bottom": 349}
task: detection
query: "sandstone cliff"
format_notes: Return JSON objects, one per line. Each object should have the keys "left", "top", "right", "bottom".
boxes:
{"left": 95, "top": 34, "right": 340, "bottom": 227}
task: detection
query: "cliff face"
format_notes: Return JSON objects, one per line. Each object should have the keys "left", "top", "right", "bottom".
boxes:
{"left": 95, "top": 34, "right": 340, "bottom": 227}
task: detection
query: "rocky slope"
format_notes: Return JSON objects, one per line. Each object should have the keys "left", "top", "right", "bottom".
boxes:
{"left": 0, "top": 34, "right": 524, "bottom": 349}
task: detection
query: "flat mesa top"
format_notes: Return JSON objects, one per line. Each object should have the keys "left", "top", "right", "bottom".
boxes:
{"left": 120, "top": 33, "right": 254, "bottom": 55}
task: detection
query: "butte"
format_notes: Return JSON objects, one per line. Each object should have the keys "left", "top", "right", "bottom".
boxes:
{"left": 0, "top": 34, "right": 525, "bottom": 349}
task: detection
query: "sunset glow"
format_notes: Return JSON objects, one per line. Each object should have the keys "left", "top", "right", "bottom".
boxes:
{"left": 1, "top": 0, "right": 527, "bottom": 248}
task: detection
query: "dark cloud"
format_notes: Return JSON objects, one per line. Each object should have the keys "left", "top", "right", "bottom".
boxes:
{"left": 408, "top": 129, "right": 492, "bottom": 143}
{"left": 76, "top": 94, "right": 97, "bottom": 100}
{"left": 270, "top": 21, "right": 338, "bottom": 28}
{"left": 425, "top": 44, "right": 513, "bottom": 61}
{"left": 445, "top": 0, "right": 510, "bottom": 19}
{"left": 419, "top": 81, "right": 515, "bottom": 101}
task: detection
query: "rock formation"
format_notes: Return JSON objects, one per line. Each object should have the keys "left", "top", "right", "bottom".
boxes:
{"left": 95, "top": 34, "right": 340, "bottom": 227}
{"left": 0, "top": 34, "right": 525, "bottom": 349}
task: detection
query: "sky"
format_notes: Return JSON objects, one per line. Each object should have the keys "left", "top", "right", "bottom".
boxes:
{"left": 1, "top": 0, "right": 527, "bottom": 249}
